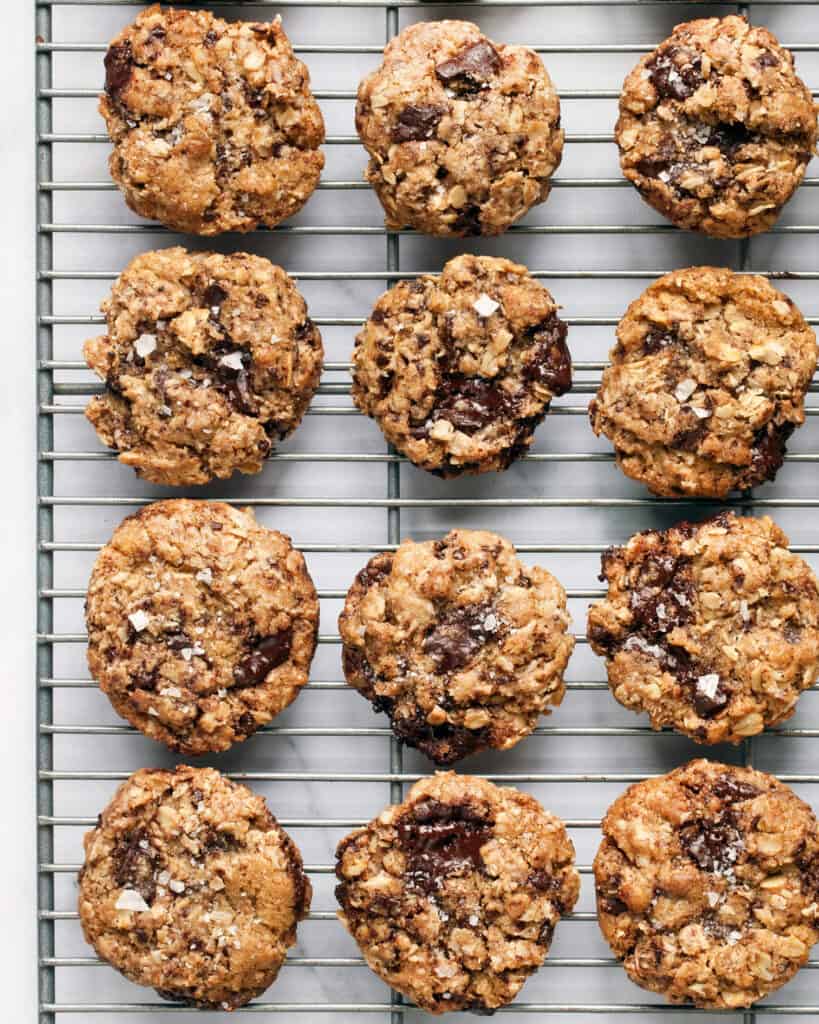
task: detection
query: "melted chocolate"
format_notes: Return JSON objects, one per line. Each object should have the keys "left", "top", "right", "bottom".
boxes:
{"left": 423, "top": 601, "right": 501, "bottom": 672}
{"left": 435, "top": 41, "right": 501, "bottom": 94}
{"left": 104, "top": 43, "right": 133, "bottom": 100}
{"left": 233, "top": 628, "right": 293, "bottom": 687}
{"left": 646, "top": 46, "right": 704, "bottom": 101}
{"left": 679, "top": 815, "right": 743, "bottom": 874}
{"left": 432, "top": 375, "right": 514, "bottom": 435}
{"left": 112, "top": 826, "right": 157, "bottom": 904}
{"left": 522, "top": 313, "right": 572, "bottom": 395}
{"left": 397, "top": 798, "right": 494, "bottom": 893}
{"left": 392, "top": 104, "right": 446, "bottom": 143}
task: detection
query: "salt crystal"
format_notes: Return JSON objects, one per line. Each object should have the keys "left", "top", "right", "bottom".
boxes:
{"left": 115, "top": 889, "right": 149, "bottom": 912}
{"left": 169, "top": 879, "right": 186, "bottom": 894}
{"left": 219, "top": 351, "right": 245, "bottom": 371}
{"left": 195, "top": 568, "right": 213, "bottom": 586}
{"left": 157, "top": 870, "right": 171, "bottom": 886}
{"left": 692, "top": 406, "right": 712, "bottom": 419}
{"left": 696, "top": 673, "right": 721, "bottom": 700}
{"left": 473, "top": 293, "right": 500, "bottom": 318}
{"left": 128, "top": 610, "right": 150, "bottom": 632}
{"left": 740, "top": 600, "right": 750, "bottom": 622}
{"left": 674, "top": 378, "right": 697, "bottom": 403}
{"left": 134, "top": 334, "right": 157, "bottom": 359}
{"left": 468, "top": 914, "right": 479, "bottom": 927}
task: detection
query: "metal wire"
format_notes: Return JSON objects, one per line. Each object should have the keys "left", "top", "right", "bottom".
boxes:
{"left": 35, "top": 1, "right": 819, "bottom": 1022}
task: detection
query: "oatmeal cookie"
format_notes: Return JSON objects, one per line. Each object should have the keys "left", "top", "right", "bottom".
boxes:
{"left": 101, "top": 5, "right": 325, "bottom": 234}
{"left": 356, "top": 20, "right": 563, "bottom": 236}
{"left": 595, "top": 759, "right": 819, "bottom": 1009}
{"left": 83, "top": 247, "right": 323, "bottom": 487}
{"left": 588, "top": 512, "right": 819, "bottom": 744}
{"left": 79, "top": 765, "right": 311, "bottom": 1009}
{"left": 351, "top": 254, "right": 571, "bottom": 476}
{"left": 336, "top": 772, "right": 579, "bottom": 1013}
{"left": 589, "top": 266, "right": 817, "bottom": 498}
{"left": 616, "top": 16, "right": 817, "bottom": 238}
{"left": 339, "top": 529, "right": 574, "bottom": 765}
{"left": 85, "top": 500, "right": 319, "bottom": 754}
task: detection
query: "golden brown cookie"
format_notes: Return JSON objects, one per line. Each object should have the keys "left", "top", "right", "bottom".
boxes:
{"left": 595, "top": 759, "right": 819, "bottom": 1009}
{"left": 589, "top": 267, "right": 817, "bottom": 498}
{"left": 85, "top": 500, "right": 319, "bottom": 755}
{"left": 79, "top": 766, "right": 311, "bottom": 1009}
{"left": 587, "top": 512, "right": 819, "bottom": 744}
{"left": 84, "top": 248, "right": 323, "bottom": 487}
{"left": 101, "top": 5, "right": 325, "bottom": 234}
{"left": 616, "top": 16, "right": 817, "bottom": 238}
{"left": 352, "top": 254, "right": 571, "bottom": 476}
{"left": 339, "top": 529, "right": 574, "bottom": 764}
{"left": 336, "top": 772, "right": 579, "bottom": 1014}
{"left": 356, "top": 20, "right": 563, "bottom": 236}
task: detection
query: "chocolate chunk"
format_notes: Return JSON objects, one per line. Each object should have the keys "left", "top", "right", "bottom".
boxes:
{"left": 646, "top": 46, "right": 704, "bottom": 101}
{"left": 679, "top": 816, "right": 743, "bottom": 875}
{"left": 104, "top": 43, "right": 134, "bottom": 100}
{"left": 711, "top": 775, "right": 761, "bottom": 804}
{"left": 233, "top": 628, "right": 293, "bottom": 687}
{"left": 628, "top": 552, "right": 695, "bottom": 635}
{"left": 692, "top": 673, "right": 728, "bottom": 717}
{"left": 435, "top": 40, "right": 501, "bottom": 93}
{"left": 642, "top": 325, "right": 680, "bottom": 354}
{"left": 707, "top": 121, "right": 755, "bottom": 159}
{"left": 112, "top": 827, "right": 157, "bottom": 904}
{"left": 522, "top": 313, "right": 572, "bottom": 395}
{"left": 749, "top": 421, "right": 793, "bottom": 484}
{"left": 166, "top": 633, "right": 191, "bottom": 651}
{"left": 236, "top": 711, "right": 256, "bottom": 735}
{"left": 600, "top": 895, "right": 628, "bottom": 916}
{"left": 528, "top": 868, "right": 559, "bottom": 892}
{"left": 392, "top": 104, "right": 446, "bottom": 143}
{"left": 754, "top": 50, "right": 780, "bottom": 70}
{"left": 397, "top": 798, "right": 494, "bottom": 893}
{"left": 202, "top": 282, "right": 228, "bottom": 313}
{"left": 342, "top": 645, "right": 376, "bottom": 689}
{"left": 434, "top": 375, "right": 513, "bottom": 434}
{"left": 355, "top": 555, "right": 394, "bottom": 592}
{"left": 222, "top": 367, "right": 259, "bottom": 417}
{"left": 672, "top": 418, "right": 708, "bottom": 453}
{"left": 454, "top": 204, "right": 483, "bottom": 236}
{"left": 423, "top": 601, "right": 501, "bottom": 673}
{"left": 391, "top": 712, "right": 488, "bottom": 766}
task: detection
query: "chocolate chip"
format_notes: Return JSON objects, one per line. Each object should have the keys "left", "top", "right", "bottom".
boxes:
{"left": 342, "top": 645, "right": 376, "bottom": 689}
{"left": 707, "top": 121, "right": 755, "bottom": 159}
{"left": 642, "top": 325, "right": 680, "bottom": 354}
{"left": 423, "top": 601, "right": 501, "bottom": 673}
{"left": 522, "top": 313, "right": 572, "bottom": 395}
{"left": 679, "top": 816, "right": 743, "bottom": 875}
{"left": 203, "top": 29, "right": 219, "bottom": 47}
{"left": 600, "top": 895, "right": 628, "bottom": 916}
{"left": 748, "top": 421, "right": 793, "bottom": 484}
{"left": 528, "top": 868, "right": 559, "bottom": 892}
{"left": 236, "top": 711, "right": 256, "bottom": 735}
{"left": 433, "top": 375, "right": 513, "bottom": 435}
{"left": 754, "top": 51, "right": 780, "bottom": 70}
{"left": 391, "top": 712, "right": 488, "bottom": 766}
{"left": 672, "top": 418, "right": 708, "bottom": 452}
{"left": 435, "top": 40, "right": 501, "bottom": 93}
{"left": 397, "top": 798, "right": 494, "bottom": 894}
{"left": 454, "top": 204, "right": 483, "bottom": 236}
{"left": 355, "top": 555, "right": 394, "bottom": 591}
{"left": 202, "top": 282, "right": 228, "bottom": 313}
{"left": 221, "top": 367, "right": 259, "bottom": 417}
{"left": 112, "top": 827, "right": 157, "bottom": 904}
{"left": 392, "top": 104, "right": 446, "bottom": 143}
{"left": 711, "top": 775, "right": 760, "bottom": 804}
{"left": 104, "top": 43, "right": 134, "bottom": 100}
{"left": 646, "top": 46, "right": 704, "bottom": 101}
{"left": 692, "top": 674, "right": 728, "bottom": 718}
{"left": 233, "top": 628, "right": 293, "bottom": 687}
{"left": 628, "top": 552, "right": 695, "bottom": 635}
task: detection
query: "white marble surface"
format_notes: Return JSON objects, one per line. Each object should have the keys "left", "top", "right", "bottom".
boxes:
{"left": 15, "top": 1, "right": 819, "bottom": 1022}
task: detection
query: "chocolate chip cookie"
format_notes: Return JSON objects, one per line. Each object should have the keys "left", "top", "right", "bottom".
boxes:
{"left": 616, "top": 16, "right": 817, "bottom": 238}
{"left": 336, "top": 772, "right": 579, "bottom": 1014}
{"left": 595, "top": 759, "right": 819, "bottom": 1009}
{"left": 84, "top": 247, "right": 323, "bottom": 487}
{"left": 588, "top": 512, "right": 819, "bottom": 745}
{"left": 352, "top": 254, "right": 571, "bottom": 476}
{"left": 79, "top": 765, "right": 311, "bottom": 1009}
{"left": 589, "top": 266, "right": 817, "bottom": 499}
{"left": 86, "top": 500, "right": 319, "bottom": 754}
{"left": 340, "top": 529, "right": 574, "bottom": 765}
{"left": 356, "top": 20, "right": 563, "bottom": 236}
{"left": 101, "top": 5, "right": 325, "bottom": 234}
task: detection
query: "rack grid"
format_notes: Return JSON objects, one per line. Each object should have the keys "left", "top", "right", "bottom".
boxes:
{"left": 35, "top": 1, "right": 819, "bottom": 1021}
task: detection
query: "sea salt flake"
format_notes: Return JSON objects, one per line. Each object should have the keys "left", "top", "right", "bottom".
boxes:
{"left": 159, "top": 686, "right": 182, "bottom": 699}
{"left": 482, "top": 613, "right": 498, "bottom": 632}
{"left": 128, "top": 610, "right": 150, "bottom": 632}
{"left": 169, "top": 879, "right": 186, "bottom": 894}
{"left": 674, "top": 378, "right": 697, "bottom": 403}
{"left": 217, "top": 688, "right": 228, "bottom": 698}
{"left": 178, "top": 368, "right": 193, "bottom": 380}
{"left": 147, "top": 707, "right": 159, "bottom": 717}
{"left": 468, "top": 914, "right": 479, "bottom": 927}
{"left": 706, "top": 891, "right": 720, "bottom": 908}
{"left": 692, "top": 406, "right": 712, "bottom": 419}
{"left": 696, "top": 673, "right": 721, "bottom": 700}
{"left": 195, "top": 568, "right": 213, "bottom": 586}
{"left": 219, "top": 351, "right": 245, "bottom": 371}
{"left": 473, "top": 293, "right": 500, "bottom": 318}
{"left": 134, "top": 334, "right": 157, "bottom": 358}
{"left": 740, "top": 600, "right": 750, "bottom": 622}
{"left": 115, "top": 889, "right": 150, "bottom": 912}
{"left": 158, "top": 870, "right": 171, "bottom": 886}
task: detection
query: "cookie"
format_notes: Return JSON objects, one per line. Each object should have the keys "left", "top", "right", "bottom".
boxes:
{"left": 335, "top": 772, "right": 579, "bottom": 1014}
{"left": 616, "top": 16, "right": 817, "bottom": 238}
{"left": 595, "top": 758, "right": 819, "bottom": 1009}
{"left": 101, "top": 5, "right": 325, "bottom": 234}
{"left": 588, "top": 512, "right": 819, "bottom": 744}
{"left": 351, "top": 254, "right": 571, "bottom": 476}
{"left": 356, "top": 20, "right": 563, "bottom": 236}
{"left": 340, "top": 529, "right": 574, "bottom": 764}
{"left": 84, "top": 247, "right": 323, "bottom": 487}
{"left": 589, "top": 266, "right": 817, "bottom": 499}
{"left": 79, "top": 765, "right": 311, "bottom": 1009}
{"left": 85, "top": 500, "right": 319, "bottom": 755}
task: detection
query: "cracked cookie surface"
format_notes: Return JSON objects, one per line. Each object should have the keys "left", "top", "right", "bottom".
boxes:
{"left": 356, "top": 20, "right": 563, "bottom": 236}
{"left": 84, "top": 247, "right": 323, "bottom": 487}
{"left": 594, "top": 759, "right": 819, "bottom": 1009}
{"left": 589, "top": 266, "right": 816, "bottom": 498}
{"left": 86, "top": 500, "right": 319, "bottom": 754}
{"left": 351, "top": 254, "right": 571, "bottom": 476}
{"left": 101, "top": 5, "right": 325, "bottom": 234}
{"left": 335, "top": 772, "right": 579, "bottom": 1013}
{"left": 616, "top": 16, "right": 817, "bottom": 238}
{"left": 339, "top": 529, "right": 574, "bottom": 765}
{"left": 587, "top": 513, "right": 819, "bottom": 744}
{"left": 79, "top": 766, "right": 311, "bottom": 1009}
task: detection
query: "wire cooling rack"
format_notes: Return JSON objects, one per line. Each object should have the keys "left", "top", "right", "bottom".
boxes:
{"left": 35, "top": 1, "right": 819, "bottom": 1021}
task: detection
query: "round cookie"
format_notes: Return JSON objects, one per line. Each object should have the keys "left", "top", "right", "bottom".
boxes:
{"left": 594, "top": 759, "right": 819, "bottom": 1009}
{"left": 85, "top": 499, "right": 319, "bottom": 754}
{"left": 100, "top": 5, "right": 325, "bottom": 234}
{"left": 589, "top": 266, "right": 817, "bottom": 499}
{"left": 356, "top": 20, "right": 563, "bottom": 236}
{"left": 587, "top": 512, "right": 819, "bottom": 744}
{"left": 84, "top": 247, "right": 323, "bottom": 487}
{"left": 616, "top": 16, "right": 817, "bottom": 238}
{"left": 339, "top": 529, "right": 574, "bottom": 765}
{"left": 335, "top": 772, "right": 579, "bottom": 1014}
{"left": 79, "top": 765, "right": 311, "bottom": 1009}
{"left": 351, "top": 254, "right": 572, "bottom": 476}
